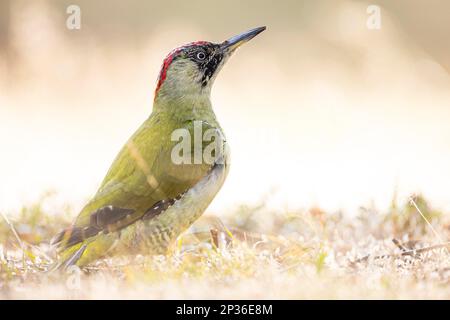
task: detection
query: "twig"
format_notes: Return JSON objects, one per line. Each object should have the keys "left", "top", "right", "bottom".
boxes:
{"left": 392, "top": 238, "right": 407, "bottom": 251}
{"left": 352, "top": 242, "right": 450, "bottom": 264}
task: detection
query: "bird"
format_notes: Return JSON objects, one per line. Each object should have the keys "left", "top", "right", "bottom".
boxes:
{"left": 51, "top": 26, "right": 266, "bottom": 268}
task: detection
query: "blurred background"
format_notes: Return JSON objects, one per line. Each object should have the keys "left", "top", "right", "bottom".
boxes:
{"left": 0, "top": 0, "right": 449, "bottom": 216}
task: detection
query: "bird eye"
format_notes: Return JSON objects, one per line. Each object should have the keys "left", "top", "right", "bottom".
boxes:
{"left": 196, "top": 51, "right": 206, "bottom": 61}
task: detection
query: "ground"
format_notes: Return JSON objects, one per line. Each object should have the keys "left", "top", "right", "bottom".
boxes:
{"left": 0, "top": 193, "right": 449, "bottom": 299}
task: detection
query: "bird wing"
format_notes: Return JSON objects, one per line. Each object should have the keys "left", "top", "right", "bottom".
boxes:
{"left": 53, "top": 115, "right": 218, "bottom": 251}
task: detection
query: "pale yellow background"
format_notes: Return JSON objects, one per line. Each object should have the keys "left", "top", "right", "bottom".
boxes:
{"left": 1, "top": 0, "right": 449, "bottom": 215}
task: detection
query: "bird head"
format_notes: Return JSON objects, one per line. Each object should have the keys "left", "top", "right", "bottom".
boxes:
{"left": 154, "top": 26, "right": 266, "bottom": 102}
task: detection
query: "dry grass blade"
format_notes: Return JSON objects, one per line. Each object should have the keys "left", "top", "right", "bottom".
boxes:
{"left": 409, "top": 196, "right": 444, "bottom": 243}
{"left": 0, "top": 211, "right": 25, "bottom": 250}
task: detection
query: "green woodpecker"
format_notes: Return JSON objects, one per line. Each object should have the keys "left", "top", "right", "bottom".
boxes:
{"left": 52, "top": 26, "right": 266, "bottom": 268}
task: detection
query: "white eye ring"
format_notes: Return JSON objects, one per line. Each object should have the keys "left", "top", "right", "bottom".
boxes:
{"left": 196, "top": 51, "right": 206, "bottom": 61}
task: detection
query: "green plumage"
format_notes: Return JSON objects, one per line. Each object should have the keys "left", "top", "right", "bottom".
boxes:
{"left": 55, "top": 97, "right": 227, "bottom": 267}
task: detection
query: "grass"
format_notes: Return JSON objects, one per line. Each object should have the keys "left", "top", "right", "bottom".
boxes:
{"left": 0, "top": 193, "right": 449, "bottom": 299}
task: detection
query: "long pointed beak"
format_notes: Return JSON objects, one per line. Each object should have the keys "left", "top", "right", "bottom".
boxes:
{"left": 221, "top": 26, "right": 266, "bottom": 53}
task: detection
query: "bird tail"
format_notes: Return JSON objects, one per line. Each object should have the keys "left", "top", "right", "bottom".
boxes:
{"left": 49, "top": 227, "right": 89, "bottom": 272}
{"left": 48, "top": 242, "right": 87, "bottom": 272}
